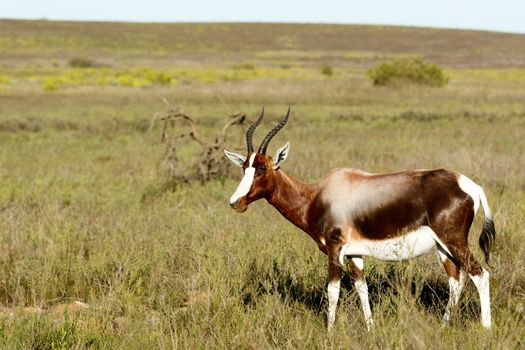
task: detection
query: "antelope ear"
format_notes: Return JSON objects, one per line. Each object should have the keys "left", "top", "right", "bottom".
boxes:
{"left": 224, "top": 150, "right": 246, "bottom": 167}
{"left": 272, "top": 142, "right": 290, "bottom": 169}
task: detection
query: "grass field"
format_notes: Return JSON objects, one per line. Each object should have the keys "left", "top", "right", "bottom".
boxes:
{"left": 0, "top": 19, "right": 524, "bottom": 348}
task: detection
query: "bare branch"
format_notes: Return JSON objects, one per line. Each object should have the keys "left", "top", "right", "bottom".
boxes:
{"left": 156, "top": 99, "right": 246, "bottom": 184}
{"left": 219, "top": 113, "right": 246, "bottom": 144}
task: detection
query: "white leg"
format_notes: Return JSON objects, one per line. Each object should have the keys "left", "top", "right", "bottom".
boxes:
{"left": 437, "top": 251, "right": 467, "bottom": 325}
{"left": 354, "top": 279, "right": 373, "bottom": 330}
{"left": 443, "top": 271, "right": 466, "bottom": 324}
{"left": 470, "top": 268, "right": 491, "bottom": 329}
{"left": 327, "top": 280, "right": 341, "bottom": 330}
{"left": 351, "top": 257, "right": 373, "bottom": 330}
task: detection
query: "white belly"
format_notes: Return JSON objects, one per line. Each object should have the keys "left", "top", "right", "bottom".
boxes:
{"left": 342, "top": 226, "right": 437, "bottom": 261}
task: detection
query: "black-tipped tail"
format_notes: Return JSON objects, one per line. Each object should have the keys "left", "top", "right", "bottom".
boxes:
{"left": 479, "top": 217, "right": 496, "bottom": 266}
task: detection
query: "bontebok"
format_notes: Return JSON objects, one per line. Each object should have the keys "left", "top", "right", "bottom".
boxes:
{"left": 224, "top": 108, "right": 495, "bottom": 330}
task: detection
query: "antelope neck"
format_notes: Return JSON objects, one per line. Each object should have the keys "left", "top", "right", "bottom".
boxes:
{"left": 266, "top": 170, "right": 317, "bottom": 233}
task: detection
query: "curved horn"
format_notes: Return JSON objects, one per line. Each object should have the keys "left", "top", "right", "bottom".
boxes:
{"left": 258, "top": 107, "right": 290, "bottom": 155}
{"left": 246, "top": 108, "right": 264, "bottom": 152}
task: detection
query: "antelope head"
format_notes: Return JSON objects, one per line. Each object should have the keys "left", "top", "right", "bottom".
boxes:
{"left": 224, "top": 108, "right": 291, "bottom": 212}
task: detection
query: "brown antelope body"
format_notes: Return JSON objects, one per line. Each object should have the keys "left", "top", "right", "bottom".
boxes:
{"left": 225, "top": 109, "right": 495, "bottom": 330}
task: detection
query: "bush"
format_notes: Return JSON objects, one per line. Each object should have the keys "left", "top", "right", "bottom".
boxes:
{"left": 142, "top": 68, "right": 172, "bottom": 85}
{"left": 68, "top": 57, "right": 97, "bottom": 68}
{"left": 0, "top": 76, "right": 10, "bottom": 84}
{"left": 231, "top": 63, "right": 255, "bottom": 70}
{"left": 118, "top": 74, "right": 150, "bottom": 87}
{"left": 368, "top": 58, "right": 448, "bottom": 86}
{"left": 42, "top": 77, "right": 60, "bottom": 91}
{"left": 321, "top": 64, "right": 333, "bottom": 76}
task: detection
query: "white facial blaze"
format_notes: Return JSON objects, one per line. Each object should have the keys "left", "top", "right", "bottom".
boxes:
{"left": 229, "top": 154, "right": 256, "bottom": 205}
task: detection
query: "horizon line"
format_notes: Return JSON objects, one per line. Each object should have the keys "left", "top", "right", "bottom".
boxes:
{"left": 2, "top": 17, "right": 525, "bottom": 36}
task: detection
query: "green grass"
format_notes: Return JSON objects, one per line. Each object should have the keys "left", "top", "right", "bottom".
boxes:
{"left": 0, "top": 19, "right": 524, "bottom": 348}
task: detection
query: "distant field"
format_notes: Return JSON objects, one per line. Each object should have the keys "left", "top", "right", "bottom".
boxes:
{"left": 2, "top": 19, "right": 525, "bottom": 68}
{"left": 0, "top": 20, "right": 524, "bottom": 348}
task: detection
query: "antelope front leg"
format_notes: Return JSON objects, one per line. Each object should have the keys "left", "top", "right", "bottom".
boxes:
{"left": 327, "top": 251, "right": 343, "bottom": 331}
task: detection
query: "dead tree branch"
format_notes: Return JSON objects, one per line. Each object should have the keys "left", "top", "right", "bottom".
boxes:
{"left": 157, "top": 98, "right": 246, "bottom": 183}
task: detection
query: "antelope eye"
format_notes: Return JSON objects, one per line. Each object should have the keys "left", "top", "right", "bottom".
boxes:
{"left": 257, "top": 165, "right": 267, "bottom": 174}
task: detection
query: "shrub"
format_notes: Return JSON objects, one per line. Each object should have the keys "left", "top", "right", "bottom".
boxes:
{"left": 118, "top": 74, "right": 150, "bottom": 88}
{"left": 42, "top": 77, "right": 60, "bottom": 91}
{"left": 321, "top": 64, "right": 333, "bottom": 76}
{"left": 231, "top": 63, "right": 255, "bottom": 70}
{"left": 0, "top": 76, "right": 10, "bottom": 84}
{"left": 142, "top": 68, "right": 172, "bottom": 85}
{"left": 68, "top": 57, "right": 97, "bottom": 68}
{"left": 368, "top": 58, "right": 448, "bottom": 86}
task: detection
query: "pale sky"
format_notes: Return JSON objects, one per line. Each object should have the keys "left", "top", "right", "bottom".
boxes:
{"left": 2, "top": 0, "right": 525, "bottom": 34}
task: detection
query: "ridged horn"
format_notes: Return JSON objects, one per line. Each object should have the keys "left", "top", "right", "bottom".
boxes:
{"left": 258, "top": 107, "right": 290, "bottom": 155}
{"left": 246, "top": 108, "right": 264, "bottom": 152}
